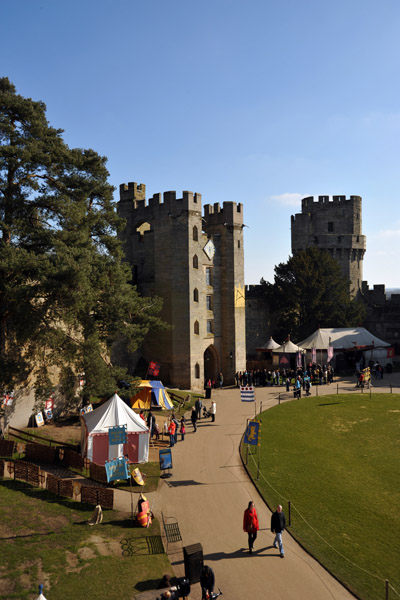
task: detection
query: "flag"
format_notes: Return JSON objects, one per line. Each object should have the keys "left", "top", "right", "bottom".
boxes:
{"left": 240, "top": 385, "right": 255, "bottom": 402}
{"left": 296, "top": 351, "right": 302, "bottom": 368}
{"left": 312, "top": 347, "right": 316, "bottom": 363}
{"left": 244, "top": 420, "right": 260, "bottom": 446}
{"left": 327, "top": 346, "right": 334, "bottom": 362}
{"left": 147, "top": 361, "right": 161, "bottom": 376}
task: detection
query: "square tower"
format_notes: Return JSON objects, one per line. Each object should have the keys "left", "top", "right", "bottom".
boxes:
{"left": 117, "top": 182, "right": 246, "bottom": 390}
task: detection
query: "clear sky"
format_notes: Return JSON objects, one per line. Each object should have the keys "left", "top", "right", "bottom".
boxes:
{"left": 2, "top": 0, "right": 399, "bottom": 288}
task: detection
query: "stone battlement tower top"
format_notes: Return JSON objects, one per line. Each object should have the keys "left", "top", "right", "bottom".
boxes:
{"left": 291, "top": 195, "right": 366, "bottom": 296}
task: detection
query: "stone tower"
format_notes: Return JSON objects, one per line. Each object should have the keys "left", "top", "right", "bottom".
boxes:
{"left": 117, "top": 182, "right": 246, "bottom": 390}
{"left": 291, "top": 195, "right": 366, "bottom": 296}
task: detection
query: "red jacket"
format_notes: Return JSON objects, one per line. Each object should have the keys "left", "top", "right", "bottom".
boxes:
{"left": 243, "top": 508, "right": 259, "bottom": 532}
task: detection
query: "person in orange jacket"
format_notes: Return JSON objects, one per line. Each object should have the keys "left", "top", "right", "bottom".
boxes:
{"left": 243, "top": 500, "right": 260, "bottom": 554}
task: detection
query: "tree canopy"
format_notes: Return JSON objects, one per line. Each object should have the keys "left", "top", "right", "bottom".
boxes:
{"left": 262, "top": 247, "right": 366, "bottom": 342}
{"left": 0, "top": 77, "right": 165, "bottom": 403}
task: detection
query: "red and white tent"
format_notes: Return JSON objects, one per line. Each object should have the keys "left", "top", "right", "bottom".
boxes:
{"left": 81, "top": 393, "right": 149, "bottom": 465}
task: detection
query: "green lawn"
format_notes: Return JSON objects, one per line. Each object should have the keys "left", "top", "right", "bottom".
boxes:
{"left": 242, "top": 394, "right": 400, "bottom": 600}
{"left": 0, "top": 480, "right": 171, "bottom": 599}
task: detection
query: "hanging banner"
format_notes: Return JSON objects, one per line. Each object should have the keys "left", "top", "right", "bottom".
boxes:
{"left": 45, "top": 396, "right": 54, "bottom": 410}
{"left": 244, "top": 420, "right": 260, "bottom": 446}
{"left": 312, "top": 347, "right": 317, "bottom": 363}
{"left": 296, "top": 351, "right": 302, "bottom": 368}
{"left": 44, "top": 408, "right": 53, "bottom": 421}
{"left": 105, "top": 457, "right": 129, "bottom": 482}
{"left": 147, "top": 361, "right": 161, "bottom": 377}
{"left": 80, "top": 405, "right": 93, "bottom": 416}
{"left": 327, "top": 346, "right": 334, "bottom": 362}
{"left": 279, "top": 354, "right": 290, "bottom": 368}
{"left": 108, "top": 425, "right": 127, "bottom": 445}
{"left": 240, "top": 385, "right": 255, "bottom": 402}
{"left": 387, "top": 347, "right": 395, "bottom": 358}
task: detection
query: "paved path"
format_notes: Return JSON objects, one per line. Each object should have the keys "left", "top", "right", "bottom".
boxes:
{"left": 154, "top": 375, "right": 400, "bottom": 600}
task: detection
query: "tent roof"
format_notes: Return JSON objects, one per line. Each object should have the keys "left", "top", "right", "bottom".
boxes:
{"left": 257, "top": 336, "right": 280, "bottom": 351}
{"left": 138, "top": 380, "right": 166, "bottom": 389}
{"left": 82, "top": 393, "right": 149, "bottom": 434}
{"left": 273, "top": 339, "right": 305, "bottom": 353}
{"left": 297, "top": 327, "right": 391, "bottom": 350}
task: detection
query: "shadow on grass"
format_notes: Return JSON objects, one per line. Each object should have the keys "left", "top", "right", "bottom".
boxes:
{"left": 317, "top": 402, "right": 342, "bottom": 406}
{"left": 0, "top": 479, "right": 100, "bottom": 512}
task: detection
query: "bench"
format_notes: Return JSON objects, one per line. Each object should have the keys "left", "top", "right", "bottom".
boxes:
{"left": 161, "top": 511, "right": 182, "bottom": 549}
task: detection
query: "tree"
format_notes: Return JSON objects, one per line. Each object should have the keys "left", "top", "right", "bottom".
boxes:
{"left": 262, "top": 247, "right": 365, "bottom": 341}
{"left": 0, "top": 77, "right": 166, "bottom": 403}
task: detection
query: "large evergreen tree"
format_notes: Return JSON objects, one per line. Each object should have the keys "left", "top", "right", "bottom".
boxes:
{"left": 0, "top": 77, "right": 165, "bottom": 402}
{"left": 262, "top": 247, "right": 365, "bottom": 342}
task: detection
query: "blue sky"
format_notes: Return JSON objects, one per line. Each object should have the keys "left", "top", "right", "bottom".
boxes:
{"left": 2, "top": 0, "right": 399, "bottom": 287}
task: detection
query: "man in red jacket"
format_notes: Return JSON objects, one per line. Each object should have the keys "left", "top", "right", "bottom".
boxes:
{"left": 243, "top": 500, "right": 260, "bottom": 554}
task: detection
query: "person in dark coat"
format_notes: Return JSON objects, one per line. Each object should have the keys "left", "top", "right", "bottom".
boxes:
{"left": 200, "top": 565, "right": 215, "bottom": 600}
{"left": 271, "top": 504, "right": 286, "bottom": 557}
{"left": 191, "top": 407, "right": 198, "bottom": 432}
{"left": 243, "top": 500, "right": 260, "bottom": 554}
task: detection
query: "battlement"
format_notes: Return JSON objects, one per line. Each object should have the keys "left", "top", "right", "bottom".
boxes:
{"left": 301, "top": 195, "right": 362, "bottom": 210}
{"left": 118, "top": 182, "right": 202, "bottom": 218}
{"left": 203, "top": 201, "right": 243, "bottom": 227}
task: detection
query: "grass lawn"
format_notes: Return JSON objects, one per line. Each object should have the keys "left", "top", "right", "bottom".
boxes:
{"left": 242, "top": 393, "right": 400, "bottom": 600}
{"left": 0, "top": 480, "right": 171, "bottom": 599}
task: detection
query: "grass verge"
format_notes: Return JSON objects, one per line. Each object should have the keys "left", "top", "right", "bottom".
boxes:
{"left": 241, "top": 393, "right": 400, "bottom": 600}
{"left": 0, "top": 479, "right": 171, "bottom": 599}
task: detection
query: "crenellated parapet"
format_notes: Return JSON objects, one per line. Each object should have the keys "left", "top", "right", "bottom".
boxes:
{"left": 119, "top": 182, "right": 202, "bottom": 222}
{"left": 203, "top": 201, "right": 243, "bottom": 227}
{"left": 301, "top": 195, "right": 362, "bottom": 210}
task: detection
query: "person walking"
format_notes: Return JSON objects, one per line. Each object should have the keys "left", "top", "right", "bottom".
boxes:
{"left": 218, "top": 372, "right": 223, "bottom": 389}
{"left": 271, "top": 504, "right": 286, "bottom": 558}
{"left": 191, "top": 407, "right": 198, "bottom": 432}
{"left": 168, "top": 418, "right": 176, "bottom": 447}
{"left": 243, "top": 500, "right": 259, "bottom": 554}
{"left": 180, "top": 416, "right": 186, "bottom": 441}
{"left": 210, "top": 400, "right": 216, "bottom": 423}
{"left": 200, "top": 565, "right": 215, "bottom": 600}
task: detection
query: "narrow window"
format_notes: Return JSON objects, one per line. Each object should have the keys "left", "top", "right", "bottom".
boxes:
{"left": 206, "top": 267, "right": 212, "bottom": 286}
{"left": 193, "top": 226, "right": 198, "bottom": 241}
{"left": 328, "top": 222, "right": 334, "bottom": 233}
{"left": 207, "top": 320, "right": 213, "bottom": 334}
{"left": 194, "top": 321, "right": 199, "bottom": 335}
{"left": 195, "top": 363, "right": 200, "bottom": 378}
{"left": 193, "top": 288, "right": 199, "bottom": 302}
{"left": 193, "top": 255, "right": 198, "bottom": 269}
{"left": 206, "top": 295, "right": 212, "bottom": 311}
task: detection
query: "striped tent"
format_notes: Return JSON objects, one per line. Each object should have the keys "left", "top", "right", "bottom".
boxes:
{"left": 130, "top": 380, "right": 174, "bottom": 410}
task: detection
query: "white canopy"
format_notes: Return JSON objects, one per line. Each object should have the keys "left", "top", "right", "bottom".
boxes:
{"left": 297, "top": 327, "right": 390, "bottom": 350}
{"left": 273, "top": 339, "right": 305, "bottom": 353}
{"left": 257, "top": 336, "right": 280, "bottom": 351}
{"left": 81, "top": 393, "right": 149, "bottom": 464}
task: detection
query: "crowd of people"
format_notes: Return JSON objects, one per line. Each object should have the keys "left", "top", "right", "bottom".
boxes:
{"left": 235, "top": 363, "right": 335, "bottom": 389}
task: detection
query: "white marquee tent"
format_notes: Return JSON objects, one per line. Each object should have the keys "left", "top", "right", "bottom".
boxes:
{"left": 297, "top": 327, "right": 390, "bottom": 350}
{"left": 81, "top": 393, "right": 149, "bottom": 465}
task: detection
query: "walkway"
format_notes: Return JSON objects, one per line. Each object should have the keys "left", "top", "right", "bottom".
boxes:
{"left": 155, "top": 375, "right": 399, "bottom": 600}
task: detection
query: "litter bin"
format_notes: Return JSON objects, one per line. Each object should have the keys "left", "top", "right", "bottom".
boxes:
{"left": 183, "top": 543, "right": 203, "bottom": 583}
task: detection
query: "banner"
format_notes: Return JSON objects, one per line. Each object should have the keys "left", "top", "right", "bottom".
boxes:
{"left": 387, "top": 347, "right": 395, "bottom": 358}
{"left": 296, "top": 351, "right": 302, "bottom": 368}
{"left": 80, "top": 405, "right": 93, "bottom": 416}
{"left": 279, "top": 354, "right": 290, "bottom": 368}
{"left": 105, "top": 457, "right": 129, "bottom": 482}
{"left": 312, "top": 347, "right": 316, "bottom": 363}
{"left": 244, "top": 420, "right": 260, "bottom": 446}
{"left": 147, "top": 361, "right": 161, "bottom": 377}
{"left": 35, "top": 412, "right": 44, "bottom": 427}
{"left": 240, "top": 385, "right": 255, "bottom": 402}
{"left": 44, "top": 408, "right": 53, "bottom": 421}
{"left": 327, "top": 346, "right": 334, "bottom": 362}
{"left": 108, "top": 425, "right": 127, "bottom": 445}
{"left": 45, "top": 396, "right": 54, "bottom": 410}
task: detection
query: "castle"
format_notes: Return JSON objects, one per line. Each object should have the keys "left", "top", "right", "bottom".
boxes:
{"left": 118, "top": 182, "right": 246, "bottom": 391}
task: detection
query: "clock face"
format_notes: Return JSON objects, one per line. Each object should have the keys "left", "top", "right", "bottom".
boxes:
{"left": 203, "top": 239, "right": 215, "bottom": 260}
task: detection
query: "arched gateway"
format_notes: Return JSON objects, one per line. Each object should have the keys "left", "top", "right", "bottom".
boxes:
{"left": 204, "top": 345, "right": 219, "bottom": 385}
